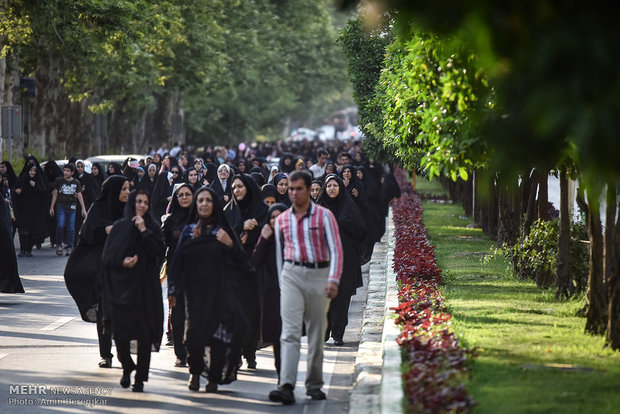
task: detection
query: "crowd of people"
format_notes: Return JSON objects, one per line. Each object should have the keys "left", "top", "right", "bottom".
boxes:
{"left": 0, "top": 138, "right": 401, "bottom": 403}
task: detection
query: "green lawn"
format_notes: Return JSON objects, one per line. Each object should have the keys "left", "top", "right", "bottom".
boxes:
{"left": 416, "top": 177, "right": 620, "bottom": 414}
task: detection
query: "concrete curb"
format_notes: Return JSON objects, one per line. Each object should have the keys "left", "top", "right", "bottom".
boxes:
{"left": 349, "top": 208, "right": 403, "bottom": 413}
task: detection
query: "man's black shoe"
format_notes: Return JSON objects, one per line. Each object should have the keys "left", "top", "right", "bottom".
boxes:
{"left": 120, "top": 372, "right": 131, "bottom": 388}
{"left": 131, "top": 380, "right": 144, "bottom": 392}
{"left": 269, "top": 383, "right": 295, "bottom": 405}
{"left": 306, "top": 388, "right": 326, "bottom": 400}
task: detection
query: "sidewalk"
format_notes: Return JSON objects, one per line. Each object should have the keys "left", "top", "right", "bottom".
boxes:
{"left": 349, "top": 209, "right": 403, "bottom": 413}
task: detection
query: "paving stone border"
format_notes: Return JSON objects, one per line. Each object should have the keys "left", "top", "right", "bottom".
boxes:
{"left": 349, "top": 209, "right": 403, "bottom": 413}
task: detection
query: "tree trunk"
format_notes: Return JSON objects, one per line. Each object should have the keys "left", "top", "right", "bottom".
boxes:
{"left": 497, "top": 174, "right": 520, "bottom": 247}
{"left": 606, "top": 198, "right": 620, "bottom": 349}
{"left": 523, "top": 168, "right": 540, "bottom": 238}
{"left": 604, "top": 181, "right": 617, "bottom": 291}
{"left": 520, "top": 169, "right": 532, "bottom": 218}
{"left": 32, "top": 54, "right": 61, "bottom": 158}
{"left": 462, "top": 177, "right": 473, "bottom": 217}
{"left": 537, "top": 169, "right": 550, "bottom": 221}
{"left": 556, "top": 169, "right": 572, "bottom": 300}
{"left": 487, "top": 176, "right": 499, "bottom": 241}
{"left": 585, "top": 186, "right": 608, "bottom": 335}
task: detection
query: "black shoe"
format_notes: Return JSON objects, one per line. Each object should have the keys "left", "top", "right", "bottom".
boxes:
{"left": 306, "top": 388, "right": 326, "bottom": 400}
{"left": 98, "top": 357, "right": 112, "bottom": 368}
{"left": 205, "top": 381, "right": 218, "bottom": 393}
{"left": 120, "top": 372, "right": 131, "bottom": 388}
{"left": 174, "top": 358, "right": 187, "bottom": 367}
{"left": 131, "top": 381, "right": 144, "bottom": 392}
{"left": 334, "top": 339, "right": 344, "bottom": 346}
{"left": 246, "top": 359, "right": 257, "bottom": 369}
{"left": 269, "top": 383, "right": 295, "bottom": 405}
{"left": 188, "top": 374, "right": 200, "bottom": 391}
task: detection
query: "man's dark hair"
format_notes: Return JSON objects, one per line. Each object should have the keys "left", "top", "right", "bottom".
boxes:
{"left": 317, "top": 148, "right": 328, "bottom": 158}
{"left": 289, "top": 170, "right": 312, "bottom": 189}
{"left": 339, "top": 152, "right": 351, "bottom": 160}
{"left": 63, "top": 163, "right": 75, "bottom": 173}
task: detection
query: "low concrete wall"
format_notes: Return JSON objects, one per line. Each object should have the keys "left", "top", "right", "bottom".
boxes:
{"left": 349, "top": 209, "right": 403, "bottom": 413}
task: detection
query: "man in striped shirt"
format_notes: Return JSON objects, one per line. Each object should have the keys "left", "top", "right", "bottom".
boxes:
{"left": 269, "top": 170, "right": 343, "bottom": 405}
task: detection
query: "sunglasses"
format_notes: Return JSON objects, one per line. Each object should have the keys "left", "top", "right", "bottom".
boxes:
{"left": 171, "top": 170, "right": 179, "bottom": 174}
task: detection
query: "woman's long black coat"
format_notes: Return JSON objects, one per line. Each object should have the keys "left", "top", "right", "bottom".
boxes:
{"left": 64, "top": 176, "right": 126, "bottom": 322}
{"left": 168, "top": 224, "right": 248, "bottom": 349}
{"left": 12, "top": 168, "right": 48, "bottom": 239}
{"left": 101, "top": 206, "right": 165, "bottom": 351}
{"left": 318, "top": 175, "right": 367, "bottom": 297}
{"left": 0, "top": 191, "right": 23, "bottom": 293}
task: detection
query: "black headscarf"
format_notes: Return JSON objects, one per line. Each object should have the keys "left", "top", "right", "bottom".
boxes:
{"left": 183, "top": 167, "right": 201, "bottom": 191}
{"left": 43, "top": 159, "right": 63, "bottom": 188}
{"left": 0, "top": 161, "right": 18, "bottom": 188}
{"left": 224, "top": 174, "right": 268, "bottom": 237}
{"left": 78, "top": 175, "right": 128, "bottom": 245}
{"left": 107, "top": 162, "right": 122, "bottom": 176}
{"left": 381, "top": 173, "right": 401, "bottom": 213}
{"left": 268, "top": 202, "right": 289, "bottom": 219}
{"left": 250, "top": 172, "right": 265, "bottom": 187}
{"left": 190, "top": 186, "right": 236, "bottom": 242}
{"left": 273, "top": 172, "right": 291, "bottom": 207}
{"left": 260, "top": 183, "right": 279, "bottom": 202}
{"left": 203, "top": 162, "right": 218, "bottom": 185}
{"left": 317, "top": 174, "right": 348, "bottom": 217}
{"left": 162, "top": 183, "right": 194, "bottom": 247}
{"left": 279, "top": 153, "right": 295, "bottom": 174}
{"left": 91, "top": 162, "right": 107, "bottom": 189}
{"left": 14, "top": 163, "right": 48, "bottom": 193}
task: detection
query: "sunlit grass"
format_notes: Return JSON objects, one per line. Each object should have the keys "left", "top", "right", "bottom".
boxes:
{"left": 416, "top": 177, "right": 620, "bottom": 414}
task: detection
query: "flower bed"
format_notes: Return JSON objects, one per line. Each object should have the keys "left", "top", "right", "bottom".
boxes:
{"left": 391, "top": 169, "right": 475, "bottom": 413}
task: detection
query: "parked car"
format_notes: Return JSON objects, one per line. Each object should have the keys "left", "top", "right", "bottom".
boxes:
{"left": 41, "top": 159, "right": 92, "bottom": 172}
{"left": 85, "top": 154, "right": 145, "bottom": 173}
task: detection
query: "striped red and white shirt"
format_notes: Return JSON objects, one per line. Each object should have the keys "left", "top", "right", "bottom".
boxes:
{"left": 274, "top": 202, "right": 343, "bottom": 284}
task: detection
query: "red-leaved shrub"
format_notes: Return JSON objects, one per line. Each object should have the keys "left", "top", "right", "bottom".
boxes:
{"left": 391, "top": 169, "right": 475, "bottom": 413}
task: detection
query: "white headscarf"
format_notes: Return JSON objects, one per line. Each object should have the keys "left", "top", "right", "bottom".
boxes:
{"left": 218, "top": 164, "right": 230, "bottom": 189}
{"left": 267, "top": 165, "right": 279, "bottom": 184}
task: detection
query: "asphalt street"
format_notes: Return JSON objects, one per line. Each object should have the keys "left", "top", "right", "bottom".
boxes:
{"left": 0, "top": 242, "right": 365, "bottom": 413}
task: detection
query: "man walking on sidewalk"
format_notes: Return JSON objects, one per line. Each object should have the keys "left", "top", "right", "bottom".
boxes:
{"left": 269, "top": 170, "right": 343, "bottom": 405}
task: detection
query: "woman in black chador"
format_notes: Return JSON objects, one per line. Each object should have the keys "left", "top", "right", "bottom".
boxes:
{"left": 64, "top": 176, "right": 130, "bottom": 368}
{"left": 101, "top": 189, "right": 166, "bottom": 392}
{"left": 168, "top": 187, "right": 249, "bottom": 393}
{"left": 151, "top": 166, "right": 182, "bottom": 223}
{"left": 251, "top": 202, "right": 288, "bottom": 380}
{"left": 224, "top": 173, "right": 268, "bottom": 369}
{"left": 12, "top": 163, "right": 49, "bottom": 257}
{"left": 0, "top": 188, "right": 23, "bottom": 293}
{"left": 162, "top": 183, "right": 194, "bottom": 367}
{"left": 209, "top": 163, "right": 233, "bottom": 205}
{"left": 317, "top": 174, "right": 367, "bottom": 345}
{"left": 272, "top": 172, "right": 291, "bottom": 207}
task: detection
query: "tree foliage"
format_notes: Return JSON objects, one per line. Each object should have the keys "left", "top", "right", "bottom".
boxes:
{"left": 1, "top": 0, "right": 353, "bottom": 152}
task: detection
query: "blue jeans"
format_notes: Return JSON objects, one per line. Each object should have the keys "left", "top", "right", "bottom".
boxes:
{"left": 56, "top": 204, "right": 76, "bottom": 249}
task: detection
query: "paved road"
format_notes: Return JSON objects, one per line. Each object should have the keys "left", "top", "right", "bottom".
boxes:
{"left": 1, "top": 243, "right": 365, "bottom": 413}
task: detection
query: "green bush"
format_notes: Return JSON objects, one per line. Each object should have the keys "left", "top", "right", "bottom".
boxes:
{"left": 484, "top": 218, "right": 589, "bottom": 294}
